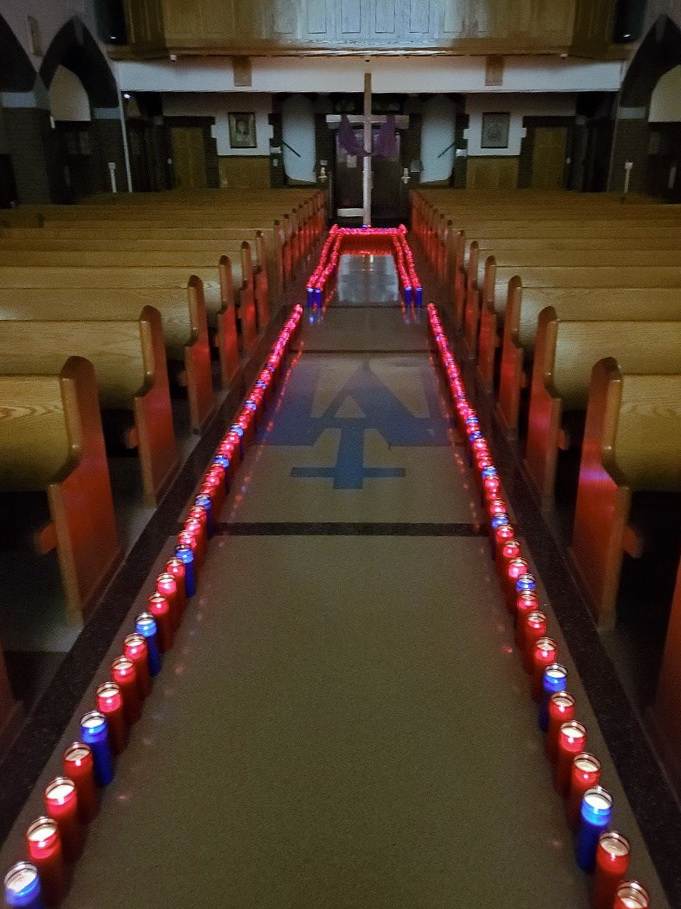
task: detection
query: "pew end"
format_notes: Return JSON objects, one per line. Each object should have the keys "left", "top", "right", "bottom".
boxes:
{"left": 0, "top": 356, "right": 122, "bottom": 622}
{"left": 570, "top": 358, "right": 681, "bottom": 628}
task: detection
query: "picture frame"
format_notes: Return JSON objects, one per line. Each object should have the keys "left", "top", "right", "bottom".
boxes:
{"left": 480, "top": 111, "right": 510, "bottom": 149}
{"left": 229, "top": 112, "right": 256, "bottom": 149}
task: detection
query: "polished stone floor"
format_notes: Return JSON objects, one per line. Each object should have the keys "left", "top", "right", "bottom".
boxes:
{"left": 0, "top": 253, "right": 671, "bottom": 907}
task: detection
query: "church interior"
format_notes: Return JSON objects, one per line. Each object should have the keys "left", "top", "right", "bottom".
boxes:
{"left": 1, "top": 0, "right": 681, "bottom": 906}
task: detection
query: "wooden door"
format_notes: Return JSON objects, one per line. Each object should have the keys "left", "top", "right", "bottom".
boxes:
{"left": 530, "top": 127, "right": 568, "bottom": 189}
{"left": 170, "top": 127, "right": 207, "bottom": 189}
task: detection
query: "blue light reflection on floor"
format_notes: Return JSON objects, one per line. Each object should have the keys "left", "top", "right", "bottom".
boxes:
{"left": 263, "top": 358, "right": 449, "bottom": 489}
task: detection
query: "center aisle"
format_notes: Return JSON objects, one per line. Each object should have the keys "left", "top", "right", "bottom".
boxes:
{"left": 0, "top": 252, "right": 669, "bottom": 907}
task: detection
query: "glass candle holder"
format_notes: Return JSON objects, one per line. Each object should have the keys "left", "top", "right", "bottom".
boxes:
{"left": 165, "top": 557, "right": 187, "bottom": 614}
{"left": 576, "top": 786, "right": 613, "bottom": 872}
{"left": 79, "top": 711, "right": 114, "bottom": 786}
{"left": 62, "top": 743, "right": 97, "bottom": 822}
{"left": 147, "top": 592, "right": 174, "bottom": 653}
{"left": 515, "top": 591, "right": 539, "bottom": 646}
{"left": 123, "top": 634, "right": 151, "bottom": 699}
{"left": 592, "top": 831, "right": 631, "bottom": 909}
{"left": 44, "top": 777, "right": 83, "bottom": 863}
{"left": 96, "top": 682, "right": 127, "bottom": 755}
{"left": 613, "top": 880, "right": 650, "bottom": 908}
{"left": 547, "top": 692, "right": 575, "bottom": 763}
{"left": 111, "top": 656, "right": 142, "bottom": 724}
{"left": 25, "top": 817, "right": 67, "bottom": 906}
{"left": 530, "top": 637, "right": 558, "bottom": 701}
{"left": 3, "top": 862, "right": 43, "bottom": 909}
{"left": 555, "top": 720, "right": 587, "bottom": 796}
{"left": 134, "top": 613, "right": 162, "bottom": 676}
{"left": 539, "top": 663, "right": 567, "bottom": 731}
{"left": 522, "top": 611, "right": 547, "bottom": 673}
{"left": 568, "top": 752, "right": 602, "bottom": 830}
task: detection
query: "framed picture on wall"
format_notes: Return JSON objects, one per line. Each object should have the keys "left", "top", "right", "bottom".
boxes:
{"left": 481, "top": 112, "right": 510, "bottom": 149}
{"left": 229, "top": 112, "right": 257, "bottom": 149}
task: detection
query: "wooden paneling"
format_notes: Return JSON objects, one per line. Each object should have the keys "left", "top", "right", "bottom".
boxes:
{"left": 218, "top": 156, "right": 271, "bottom": 189}
{"left": 121, "top": 0, "right": 581, "bottom": 56}
{"left": 570, "top": 0, "right": 621, "bottom": 58}
{"left": 466, "top": 156, "right": 519, "bottom": 191}
{"left": 341, "top": 0, "right": 362, "bottom": 34}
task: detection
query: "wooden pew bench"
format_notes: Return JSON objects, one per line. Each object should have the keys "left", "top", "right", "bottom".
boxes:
{"left": 525, "top": 309, "right": 681, "bottom": 507}
{"left": 466, "top": 264, "right": 681, "bottom": 358}
{"left": 0, "top": 268, "right": 219, "bottom": 430}
{"left": 570, "top": 357, "right": 681, "bottom": 629}
{"left": 0, "top": 307, "right": 178, "bottom": 507}
{"left": 0, "top": 243, "right": 261, "bottom": 363}
{"left": 497, "top": 282, "right": 681, "bottom": 435}
{"left": 0, "top": 356, "right": 121, "bottom": 620}
{"left": 1, "top": 226, "right": 284, "bottom": 302}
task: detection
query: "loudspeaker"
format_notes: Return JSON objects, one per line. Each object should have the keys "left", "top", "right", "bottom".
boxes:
{"left": 94, "top": 0, "right": 128, "bottom": 45}
{"left": 612, "top": 0, "right": 647, "bottom": 43}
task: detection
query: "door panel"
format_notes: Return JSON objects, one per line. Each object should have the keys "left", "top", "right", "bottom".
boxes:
{"left": 170, "top": 127, "right": 207, "bottom": 189}
{"left": 530, "top": 127, "right": 568, "bottom": 189}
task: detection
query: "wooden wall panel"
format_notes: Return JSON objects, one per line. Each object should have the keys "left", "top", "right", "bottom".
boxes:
{"left": 124, "top": 0, "right": 580, "bottom": 54}
{"left": 218, "top": 156, "right": 271, "bottom": 189}
{"left": 341, "top": 0, "right": 362, "bottom": 34}
{"left": 409, "top": 0, "right": 429, "bottom": 34}
{"left": 374, "top": 0, "right": 395, "bottom": 35}
{"left": 307, "top": 0, "right": 328, "bottom": 35}
{"left": 466, "top": 156, "right": 519, "bottom": 190}
{"left": 272, "top": 0, "right": 296, "bottom": 34}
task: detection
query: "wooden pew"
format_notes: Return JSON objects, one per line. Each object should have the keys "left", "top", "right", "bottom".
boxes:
{"left": 570, "top": 357, "right": 681, "bottom": 628}
{"left": 0, "top": 307, "right": 178, "bottom": 507}
{"left": 465, "top": 264, "right": 681, "bottom": 358}
{"left": 0, "top": 242, "right": 262, "bottom": 357}
{"left": 525, "top": 309, "right": 681, "bottom": 506}
{"left": 0, "top": 226, "right": 284, "bottom": 303}
{"left": 497, "top": 282, "right": 681, "bottom": 435}
{"left": 0, "top": 269, "right": 215, "bottom": 431}
{"left": 0, "top": 356, "right": 121, "bottom": 620}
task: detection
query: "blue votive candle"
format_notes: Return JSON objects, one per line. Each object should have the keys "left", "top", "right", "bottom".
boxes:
{"left": 79, "top": 711, "right": 115, "bottom": 786}
{"left": 174, "top": 544, "right": 196, "bottom": 597}
{"left": 576, "top": 786, "right": 613, "bottom": 871}
{"left": 134, "top": 612, "right": 162, "bottom": 676}
{"left": 4, "top": 862, "right": 44, "bottom": 908}
{"left": 539, "top": 662, "right": 568, "bottom": 731}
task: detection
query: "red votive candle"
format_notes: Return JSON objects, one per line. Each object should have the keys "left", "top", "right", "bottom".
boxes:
{"left": 547, "top": 692, "right": 576, "bottom": 762}
{"left": 556, "top": 721, "right": 588, "bottom": 796}
{"left": 523, "top": 611, "right": 548, "bottom": 672}
{"left": 123, "top": 633, "right": 151, "bottom": 698}
{"left": 147, "top": 592, "right": 173, "bottom": 652}
{"left": 205, "top": 465, "right": 226, "bottom": 510}
{"left": 25, "top": 816, "right": 67, "bottom": 906}
{"left": 568, "top": 752, "right": 602, "bottom": 829}
{"left": 156, "top": 572, "right": 181, "bottom": 633}
{"left": 613, "top": 880, "right": 650, "bottom": 908}
{"left": 498, "top": 536, "right": 521, "bottom": 573}
{"left": 592, "top": 831, "right": 631, "bottom": 909}
{"left": 96, "top": 681, "right": 128, "bottom": 754}
{"left": 62, "top": 743, "right": 97, "bottom": 823}
{"left": 183, "top": 519, "right": 206, "bottom": 567}
{"left": 111, "top": 656, "right": 142, "bottom": 724}
{"left": 506, "top": 558, "right": 529, "bottom": 609}
{"left": 515, "top": 591, "right": 539, "bottom": 644}
{"left": 531, "top": 637, "right": 558, "bottom": 701}
{"left": 165, "top": 557, "right": 187, "bottom": 614}
{"left": 44, "top": 777, "right": 83, "bottom": 863}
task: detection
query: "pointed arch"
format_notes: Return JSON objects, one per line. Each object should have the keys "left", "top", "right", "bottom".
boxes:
{"left": 40, "top": 17, "right": 118, "bottom": 109}
{"left": 621, "top": 15, "right": 681, "bottom": 107}
{"left": 0, "top": 14, "right": 37, "bottom": 91}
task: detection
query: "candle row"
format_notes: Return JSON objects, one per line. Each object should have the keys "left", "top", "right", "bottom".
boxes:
{"left": 426, "top": 303, "right": 651, "bottom": 909}
{"left": 305, "top": 225, "right": 422, "bottom": 309}
{"left": 3, "top": 305, "right": 304, "bottom": 909}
